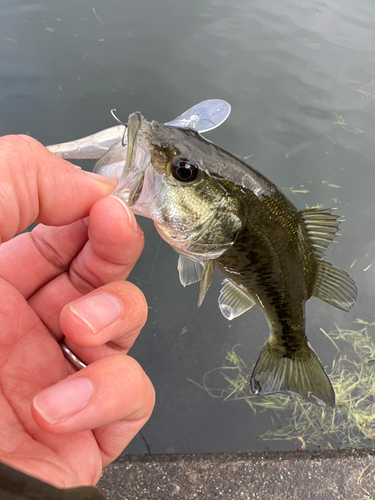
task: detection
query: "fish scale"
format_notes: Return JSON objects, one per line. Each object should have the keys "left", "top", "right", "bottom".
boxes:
{"left": 93, "top": 113, "right": 357, "bottom": 407}
{"left": 47, "top": 101, "right": 357, "bottom": 407}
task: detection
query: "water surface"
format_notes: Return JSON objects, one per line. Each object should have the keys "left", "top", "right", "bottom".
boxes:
{"left": 1, "top": 0, "right": 375, "bottom": 453}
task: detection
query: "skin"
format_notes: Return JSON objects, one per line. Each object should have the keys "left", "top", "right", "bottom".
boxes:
{"left": 0, "top": 135, "right": 155, "bottom": 488}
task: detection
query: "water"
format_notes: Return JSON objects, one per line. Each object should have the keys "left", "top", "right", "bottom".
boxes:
{"left": 1, "top": 0, "right": 375, "bottom": 453}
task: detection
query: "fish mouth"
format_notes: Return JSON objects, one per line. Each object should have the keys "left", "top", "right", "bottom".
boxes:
{"left": 94, "top": 112, "right": 163, "bottom": 219}
{"left": 115, "top": 112, "right": 145, "bottom": 207}
{"left": 93, "top": 113, "right": 152, "bottom": 204}
{"left": 97, "top": 112, "right": 151, "bottom": 210}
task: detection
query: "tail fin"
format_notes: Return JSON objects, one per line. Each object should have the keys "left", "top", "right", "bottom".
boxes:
{"left": 250, "top": 340, "right": 335, "bottom": 407}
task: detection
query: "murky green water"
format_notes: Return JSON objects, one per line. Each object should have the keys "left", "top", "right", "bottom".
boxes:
{"left": 1, "top": 0, "right": 375, "bottom": 453}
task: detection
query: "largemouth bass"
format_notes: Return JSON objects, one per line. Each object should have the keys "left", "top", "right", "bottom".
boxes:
{"left": 48, "top": 102, "right": 356, "bottom": 407}
{"left": 91, "top": 111, "right": 358, "bottom": 407}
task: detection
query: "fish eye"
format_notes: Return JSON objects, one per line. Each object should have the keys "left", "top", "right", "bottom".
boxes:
{"left": 171, "top": 160, "right": 199, "bottom": 183}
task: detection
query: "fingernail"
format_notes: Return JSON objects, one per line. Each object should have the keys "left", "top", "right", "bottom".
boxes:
{"left": 69, "top": 294, "right": 122, "bottom": 333}
{"left": 84, "top": 170, "right": 118, "bottom": 187}
{"left": 33, "top": 377, "right": 94, "bottom": 424}
{"left": 110, "top": 195, "right": 140, "bottom": 233}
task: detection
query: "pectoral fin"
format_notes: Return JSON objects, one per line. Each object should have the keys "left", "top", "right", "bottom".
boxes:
{"left": 250, "top": 340, "right": 335, "bottom": 407}
{"left": 218, "top": 279, "right": 256, "bottom": 320}
{"left": 177, "top": 255, "right": 203, "bottom": 286}
{"left": 198, "top": 259, "right": 215, "bottom": 307}
{"left": 189, "top": 200, "right": 243, "bottom": 257}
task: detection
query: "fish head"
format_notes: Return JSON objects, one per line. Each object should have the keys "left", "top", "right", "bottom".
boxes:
{"left": 94, "top": 113, "right": 244, "bottom": 262}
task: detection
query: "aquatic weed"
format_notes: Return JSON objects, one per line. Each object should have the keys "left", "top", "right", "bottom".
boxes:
{"left": 194, "top": 326, "right": 375, "bottom": 449}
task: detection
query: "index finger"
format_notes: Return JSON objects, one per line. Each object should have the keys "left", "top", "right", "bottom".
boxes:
{"left": 0, "top": 135, "right": 116, "bottom": 242}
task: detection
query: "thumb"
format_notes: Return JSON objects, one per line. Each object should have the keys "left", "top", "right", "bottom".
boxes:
{"left": 0, "top": 135, "right": 117, "bottom": 242}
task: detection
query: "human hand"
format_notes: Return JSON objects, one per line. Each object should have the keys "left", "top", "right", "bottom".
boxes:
{"left": 0, "top": 136, "right": 155, "bottom": 488}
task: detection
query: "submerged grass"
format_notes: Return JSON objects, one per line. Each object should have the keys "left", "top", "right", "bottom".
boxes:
{"left": 194, "top": 326, "right": 375, "bottom": 449}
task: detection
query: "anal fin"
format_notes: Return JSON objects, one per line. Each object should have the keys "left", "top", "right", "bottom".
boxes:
{"left": 250, "top": 340, "right": 335, "bottom": 407}
{"left": 218, "top": 279, "right": 255, "bottom": 320}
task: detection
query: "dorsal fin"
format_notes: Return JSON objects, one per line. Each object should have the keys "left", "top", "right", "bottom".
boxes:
{"left": 300, "top": 208, "right": 357, "bottom": 311}
{"left": 300, "top": 208, "right": 341, "bottom": 258}
{"left": 311, "top": 259, "right": 357, "bottom": 311}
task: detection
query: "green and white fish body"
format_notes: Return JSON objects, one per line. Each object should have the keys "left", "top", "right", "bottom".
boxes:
{"left": 48, "top": 103, "right": 357, "bottom": 407}
{"left": 93, "top": 112, "right": 357, "bottom": 407}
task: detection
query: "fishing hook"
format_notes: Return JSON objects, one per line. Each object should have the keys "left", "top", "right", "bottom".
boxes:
{"left": 110, "top": 108, "right": 127, "bottom": 146}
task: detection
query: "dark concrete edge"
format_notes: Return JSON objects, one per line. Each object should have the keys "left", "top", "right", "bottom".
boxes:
{"left": 98, "top": 448, "right": 375, "bottom": 499}
{"left": 114, "top": 446, "right": 375, "bottom": 465}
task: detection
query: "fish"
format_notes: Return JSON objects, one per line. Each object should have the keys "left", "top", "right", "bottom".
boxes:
{"left": 48, "top": 103, "right": 357, "bottom": 407}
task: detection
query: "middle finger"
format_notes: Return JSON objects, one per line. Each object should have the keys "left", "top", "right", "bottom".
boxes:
{"left": 60, "top": 280, "right": 148, "bottom": 352}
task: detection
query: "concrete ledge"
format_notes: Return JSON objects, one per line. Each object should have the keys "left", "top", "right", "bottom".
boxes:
{"left": 98, "top": 449, "right": 375, "bottom": 499}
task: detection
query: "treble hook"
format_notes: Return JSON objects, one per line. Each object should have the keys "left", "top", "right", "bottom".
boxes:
{"left": 110, "top": 108, "right": 127, "bottom": 146}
